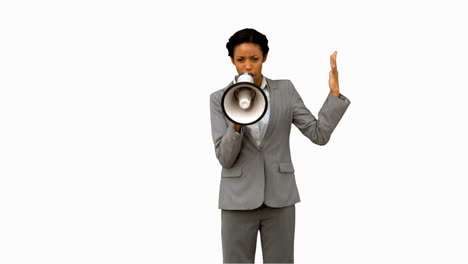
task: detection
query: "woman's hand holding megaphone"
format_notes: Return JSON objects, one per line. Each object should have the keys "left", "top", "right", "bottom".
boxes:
{"left": 234, "top": 124, "right": 242, "bottom": 133}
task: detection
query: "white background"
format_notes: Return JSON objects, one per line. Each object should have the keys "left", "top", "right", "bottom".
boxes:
{"left": 1, "top": 0, "right": 467, "bottom": 263}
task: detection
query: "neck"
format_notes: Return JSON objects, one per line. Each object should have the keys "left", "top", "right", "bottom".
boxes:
{"left": 255, "top": 75, "right": 263, "bottom": 87}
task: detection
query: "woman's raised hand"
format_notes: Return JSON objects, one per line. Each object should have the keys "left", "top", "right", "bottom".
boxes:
{"left": 329, "top": 51, "right": 340, "bottom": 97}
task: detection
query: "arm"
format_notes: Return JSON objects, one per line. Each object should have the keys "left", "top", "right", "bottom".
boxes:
{"left": 292, "top": 50, "right": 350, "bottom": 145}
{"left": 210, "top": 93, "right": 244, "bottom": 168}
{"left": 291, "top": 82, "right": 350, "bottom": 145}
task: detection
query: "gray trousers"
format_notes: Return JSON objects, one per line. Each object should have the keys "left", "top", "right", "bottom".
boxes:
{"left": 221, "top": 203, "right": 295, "bottom": 264}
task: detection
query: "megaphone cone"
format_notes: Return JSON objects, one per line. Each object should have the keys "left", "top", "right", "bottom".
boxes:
{"left": 221, "top": 73, "right": 268, "bottom": 125}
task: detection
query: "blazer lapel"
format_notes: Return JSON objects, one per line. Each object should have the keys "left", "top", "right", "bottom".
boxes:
{"left": 258, "top": 78, "right": 278, "bottom": 150}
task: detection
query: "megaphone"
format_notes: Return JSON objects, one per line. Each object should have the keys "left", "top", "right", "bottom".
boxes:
{"left": 221, "top": 72, "right": 268, "bottom": 125}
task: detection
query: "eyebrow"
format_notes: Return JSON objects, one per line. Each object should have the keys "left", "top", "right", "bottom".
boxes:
{"left": 236, "top": 55, "right": 259, "bottom": 58}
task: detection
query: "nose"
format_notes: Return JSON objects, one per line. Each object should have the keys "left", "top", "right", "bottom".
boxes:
{"left": 244, "top": 62, "right": 252, "bottom": 71}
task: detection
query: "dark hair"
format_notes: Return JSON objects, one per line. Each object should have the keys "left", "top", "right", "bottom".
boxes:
{"left": 226, "top": 28, "right": 269, "bottom": 58}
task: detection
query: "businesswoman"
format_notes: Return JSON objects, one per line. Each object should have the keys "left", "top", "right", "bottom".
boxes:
{"left": 209, "top": 28, "right": 350, "bottom": 263}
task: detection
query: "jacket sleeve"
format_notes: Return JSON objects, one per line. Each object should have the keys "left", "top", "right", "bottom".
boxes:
{"left": 291, "top": 81, "right": 350, "bottom": 145}
{"left": 210, "top": 92, "right": 244, "bottom": 168}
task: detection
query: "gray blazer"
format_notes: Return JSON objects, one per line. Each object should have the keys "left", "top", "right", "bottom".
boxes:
{"left": 210, "top": 78, "right": 350, "bottom": 210}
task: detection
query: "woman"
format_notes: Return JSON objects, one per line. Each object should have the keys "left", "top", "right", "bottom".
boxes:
{"left": 209, "top": 28, "right": 350, "bottom": 263}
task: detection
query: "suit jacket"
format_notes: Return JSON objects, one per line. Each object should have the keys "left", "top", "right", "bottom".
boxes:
{"left": 210, "top": 78, "right": 350, "bottom": 210}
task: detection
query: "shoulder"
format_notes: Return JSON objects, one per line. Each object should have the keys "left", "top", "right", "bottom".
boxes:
{"left": 266, "top": 78, "right": 292, "bottom": 85}
{"left": 210, "top": 81, "right": 232, "bottom": 104}
{"left": 266, "top": 78, "right": 295, "bottom": 95}
{"left": 266, "top": 78, "right": 294, "bottom": 89}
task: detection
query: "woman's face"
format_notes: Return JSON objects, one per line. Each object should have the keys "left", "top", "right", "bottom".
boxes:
{"left": 231, "top": 42, "right": 267, "bottom": 87}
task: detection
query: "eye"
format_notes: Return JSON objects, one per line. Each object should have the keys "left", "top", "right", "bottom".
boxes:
{"left": 252, "top": 57, "right": 259, "bottom": 61}
{"left": 236, "top": 58, "right": 244, "bottom": 62}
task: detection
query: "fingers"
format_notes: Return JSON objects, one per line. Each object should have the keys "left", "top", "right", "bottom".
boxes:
{"left": 330, "top": 51, "right": 338, "bottom": 71}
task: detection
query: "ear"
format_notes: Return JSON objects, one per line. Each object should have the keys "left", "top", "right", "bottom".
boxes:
{"left": 230, "top": 57, "right": 235, "bottom": 65}
{"left": 263, "top": 53, "right": 268, "bottom": 63}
